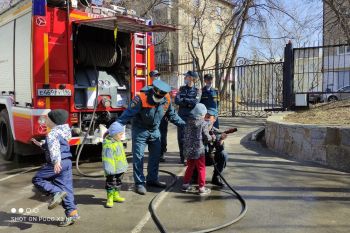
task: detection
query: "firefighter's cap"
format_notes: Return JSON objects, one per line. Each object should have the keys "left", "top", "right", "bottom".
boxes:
{"left": 183, "top": 70, "right": 198, "bottom": 78}
{"left": 152, "top": 79, "right": 171, "bottom": 93}
{"left": 48, "top": 109, "right": 69, "bottom": 125}
{"left": 204, "top": 74, "right": 213, "bottom": 80}
{"left": 149, "top": 70, "right": 160, "bottom": 77}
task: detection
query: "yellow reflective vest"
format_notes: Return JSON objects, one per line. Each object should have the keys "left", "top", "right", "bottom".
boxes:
{"left": 102, "top": 136, "right": 128, "bottom": 175}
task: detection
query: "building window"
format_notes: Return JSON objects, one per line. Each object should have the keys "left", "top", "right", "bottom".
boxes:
{"left": 218, "top": 44, "right": 223, "bottom": 54}
{"left": 338, "top": 45, "right": 350, "bottom": 55}
{"left": 163, "top": 0, "right": 172, "bottom": 6}
{"left": 216, "top": 7, "right": 222, "bottom": 16}
{"left": 338, "top": 71, "right": 350, "bottom": 88}
{"left": 193, "top": 37, "right": 200, "bottom": 48}
{"left": 192, "top": 0, "right": 200, "bottom": 7}
{"left": 216, "top": 24, "right": 222, "bottom": 34}
{"left": 190, "top": 16, "right": 196, "bottom": 26}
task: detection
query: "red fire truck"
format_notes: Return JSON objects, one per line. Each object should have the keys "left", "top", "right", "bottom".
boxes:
{"left": 0, "top": 0, "right": 174, "bottom": 160}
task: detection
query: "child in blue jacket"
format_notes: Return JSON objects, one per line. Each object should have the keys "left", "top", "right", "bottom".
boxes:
{"left": 32, "top": 109, "right": 78, "bottom": 227}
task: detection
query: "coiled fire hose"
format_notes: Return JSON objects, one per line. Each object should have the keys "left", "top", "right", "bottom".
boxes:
{"left": 149, "top": 131, "right": 248, "bottom": 233}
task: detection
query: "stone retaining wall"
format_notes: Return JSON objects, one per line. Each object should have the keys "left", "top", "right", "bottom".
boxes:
{"left": 265, "top": 113, "right": 350, "bottom": 172}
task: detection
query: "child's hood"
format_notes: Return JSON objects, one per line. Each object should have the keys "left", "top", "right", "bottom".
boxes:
{"left": 51, "top": 124, "right": 71, "bottom": 140}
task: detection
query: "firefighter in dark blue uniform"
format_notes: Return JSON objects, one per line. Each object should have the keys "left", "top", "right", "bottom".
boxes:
{"left": 141, "top": 70, "right": 168, "bottom": 162}
{"left": 175, "top": 70, "right": 201, "bottom": 164}
{"left": 200, "top": 74, "right": 220, "bottom": 128}
{"left": 117, "top": 80, "right": 185, "bottom": 195}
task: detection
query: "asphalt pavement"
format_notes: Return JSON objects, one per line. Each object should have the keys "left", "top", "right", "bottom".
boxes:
{"left": 0, "top": 117, "right": 349, "bottom": 233}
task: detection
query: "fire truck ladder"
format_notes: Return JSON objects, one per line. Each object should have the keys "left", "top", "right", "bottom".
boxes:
{"left": 134, "top": 32, "right": 148, "bottom": 94}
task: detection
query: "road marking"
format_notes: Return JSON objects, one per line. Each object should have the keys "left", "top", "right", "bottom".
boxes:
{"left": 131, "top": 168, "right": 186, "bottom": 233}
{"left": 0, "top": 166, "right": 41, "bottom": 182}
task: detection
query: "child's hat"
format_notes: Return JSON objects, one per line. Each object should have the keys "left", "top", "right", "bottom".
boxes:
{"left": 48, "top": 109, "right": 68, "bottom": 125}
{"left": 190, "top": 103, "right": 207, "bottom": 118}
{"left": 207, "top": 108, "right": 218, "bottom": 116}
{"left": 108, "top": 122, "right": 124, "bottom": 136}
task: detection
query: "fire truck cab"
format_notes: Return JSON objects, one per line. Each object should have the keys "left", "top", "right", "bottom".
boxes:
{"left": 0, "top": 0, "right": 175, "bottom": 160}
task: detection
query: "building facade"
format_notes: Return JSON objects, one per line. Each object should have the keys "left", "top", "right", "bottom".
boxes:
{"left": 153, "top": 0, "right": 234, "bottom": 88}
{"left": 322, "top": 1, "right": 350, "bottom": 91}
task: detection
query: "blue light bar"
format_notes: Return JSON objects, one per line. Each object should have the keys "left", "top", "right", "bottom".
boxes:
{"left": 91, "top": 0, "right": 103, "bottom": 6}
{"left": 33, "top": 0, "right": 46, "bottom": 16}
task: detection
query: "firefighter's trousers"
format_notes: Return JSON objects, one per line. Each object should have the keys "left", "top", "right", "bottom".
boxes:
{"left": 132, "top": 127, "right": 161, "bottom": 185}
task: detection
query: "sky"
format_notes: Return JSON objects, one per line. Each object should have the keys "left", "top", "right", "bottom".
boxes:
{"left": 0, "top": 0, "right": 324, "bottom": 61}
{"left": 238, "top": 0, "right": 323, "bottom": 61}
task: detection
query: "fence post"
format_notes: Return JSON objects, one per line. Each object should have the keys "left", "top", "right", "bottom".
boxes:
{"left": 231, "top": 67, "right": 236, "bottom": 117}
{"left": 283, "top": 41, "right": 293, "bottom": 110}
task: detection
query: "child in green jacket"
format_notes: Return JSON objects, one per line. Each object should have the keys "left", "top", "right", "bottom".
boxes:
{"left": 102, "top": 122, "right": 128, "bottom": 208}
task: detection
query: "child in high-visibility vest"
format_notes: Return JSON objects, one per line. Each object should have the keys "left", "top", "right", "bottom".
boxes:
{"left": 102, "top": 122, "right": 128, "bottom": 208}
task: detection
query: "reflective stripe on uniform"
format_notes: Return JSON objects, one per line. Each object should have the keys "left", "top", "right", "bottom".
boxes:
{"left": 163, "top": 94, "right": 171, "bottom": 113}
{"left": 139, "top": 92, "right": 156, "bottom": 108}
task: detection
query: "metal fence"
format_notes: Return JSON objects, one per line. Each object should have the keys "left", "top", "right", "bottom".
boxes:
{"left": 156, "top": 55, "right": 284, "bottom": 117}
{"left": 155, "top": 43, "right": 350, "bottom": 118}
{"left": 156, "top": 53, "right": 194, "bottom": 88}
{"left": 233, "top": 59, "right": 284, "bottom": 117}
{"left": 293, "top": 44, "right": 350, "bottom": 102}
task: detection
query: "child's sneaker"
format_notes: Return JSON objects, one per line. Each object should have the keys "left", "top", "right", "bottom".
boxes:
{"left": 198, "top": 187, "right": 211, "bottom": 196}
{"left": 59, "top": 210, "right": 79, "bottom": 227}
{"left": 181, "top": 183, "right": 192, "bottom": 192}
{"left": 48, "top": 191, "right": 67, "bottom": 210}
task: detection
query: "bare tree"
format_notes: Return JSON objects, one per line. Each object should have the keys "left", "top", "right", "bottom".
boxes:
{"left": 179, "top": 0, "right": 308, "bottom": 97}
{"left": 323, "top": 0, "right": 350, "bottom": 44}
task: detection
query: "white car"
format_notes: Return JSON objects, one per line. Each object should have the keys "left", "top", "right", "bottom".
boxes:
{"left": 323, "top": 85, "right": 350, "bottom": 102}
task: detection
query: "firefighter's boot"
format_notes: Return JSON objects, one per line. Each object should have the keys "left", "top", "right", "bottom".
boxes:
{"left": 113, "top": 190, "right": 125, "bottom": 203}
{"left": 106, "top": 191, "right": 114, "bottom": 208}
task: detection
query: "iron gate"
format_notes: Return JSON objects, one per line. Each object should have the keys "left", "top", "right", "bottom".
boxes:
{"left": 156, "top": 42, "right": 350, "bottom": 117}
{"left": 231, "top": 59, "right": 284, "bottom": 117}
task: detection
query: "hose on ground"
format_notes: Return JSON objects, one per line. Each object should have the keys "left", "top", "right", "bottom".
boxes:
{"left": 149, "top": 160, "right": 248, "bottom": 233}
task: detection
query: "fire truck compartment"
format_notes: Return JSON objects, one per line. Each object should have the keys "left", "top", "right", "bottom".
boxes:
{"left": 73, "top": 24, "right": 131, "bottom": 109}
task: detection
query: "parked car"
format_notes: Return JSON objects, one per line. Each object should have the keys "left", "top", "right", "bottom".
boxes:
{"left": 324, "top": 85, "right": 350, "bottom": 102}
{"left": 309, "top": 93, "right": 322, "bottom": 104}
{"left": 308, "top": 87, "right": 323, "bottom": 104}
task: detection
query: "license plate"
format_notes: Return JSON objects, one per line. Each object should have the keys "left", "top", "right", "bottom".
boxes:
{"left": 37, "top": 89, "right": 72, "bottom": 96}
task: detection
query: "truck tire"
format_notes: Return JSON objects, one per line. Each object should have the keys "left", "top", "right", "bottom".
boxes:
{"left": 0, "top": 109, "right": 14, "bottom": 160}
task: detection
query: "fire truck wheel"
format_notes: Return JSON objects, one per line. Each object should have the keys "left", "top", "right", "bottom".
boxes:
{"left": 0, "top": 109, "right": 14, "bottom": 161}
